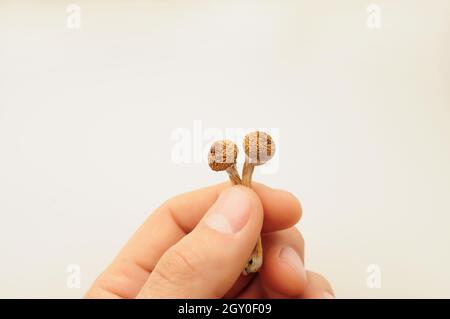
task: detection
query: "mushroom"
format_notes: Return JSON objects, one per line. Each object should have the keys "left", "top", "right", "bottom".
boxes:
{"left": 208, "top": 140, "right": 241, "bottom": 185}
{"left": 241, "top": 131, "right": 276, "bottom": 275}
{"left": 207, "top": 133, "right": 276, "bottom": 276}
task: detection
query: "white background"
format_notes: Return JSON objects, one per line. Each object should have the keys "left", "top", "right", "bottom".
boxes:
{"left": 1, "top": 0, "right": 449, "bottom": 298}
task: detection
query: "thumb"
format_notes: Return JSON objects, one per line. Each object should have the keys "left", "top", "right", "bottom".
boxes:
{"left": 137, "top": 186, "right": 263, "bottom": 298}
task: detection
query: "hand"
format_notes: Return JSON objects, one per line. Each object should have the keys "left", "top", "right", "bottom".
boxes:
{"left": 85, "top": 183, "right": 334, "bottom": 298}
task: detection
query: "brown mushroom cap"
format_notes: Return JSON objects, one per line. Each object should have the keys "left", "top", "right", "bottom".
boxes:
{"left": 243, "top": 131, "right": 275, "bottom": 165}
{"left": 208, "top": 140, "right": 238, "bottom": 171}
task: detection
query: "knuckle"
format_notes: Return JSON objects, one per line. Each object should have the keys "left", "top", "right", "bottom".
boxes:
{"left": 289, "top": 227, "right": 305, "bottom": 249}
{"left": 153, "top": 240, "right": 205, "bottom": 284}
{"left": 307, "top": 270, "right": 333, "bottom": 291}
{"left": 296, "top": 229, "right": 305, "bottom": 248}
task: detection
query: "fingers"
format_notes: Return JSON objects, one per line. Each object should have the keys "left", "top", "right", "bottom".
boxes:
{"left": 238, "top": 228, "right": 334, "bottom": 299}
{"left": 165, "top": 182, "right": 301, "bottom": 233}
{"left": 223, "top": 274, "right": 255, "bottom": 298}
{"left": 252, "top": 183, "right": 302, "bottom": 232}
{"left": 87, "top": 182, "right": 301, "bottom": 298}
{"left": 137, "top": 186, "right": 264, "bottom": 298}
{"left": 124, "top": 182, "right": 300, "bottom": 274}
{"left": 300, "top": 271, "right": 335, "bottom": 299}
{"left": 259, "top": 228, "right": 307, "bottom": 298}
{"left": 240, "top": 271, "right": 335, "bottom": 300}
{"left": 236, "top": 276, "right": 265, "bottom": 299}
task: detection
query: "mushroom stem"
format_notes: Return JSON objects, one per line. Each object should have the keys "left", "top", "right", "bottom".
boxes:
{"left": 242, "top": 161, "right": 255, "bottom": 187}
{"left": 241, "top": 159, "right": 262, "bottom": 276}
{"left": 226, "top": 165, "right": 242, "bottom": 185}
{"left": 240, "top": 131, "right": 275, "bottom": 276}
{"left": 243, "top": 236, "right": 263, "bottom": 275}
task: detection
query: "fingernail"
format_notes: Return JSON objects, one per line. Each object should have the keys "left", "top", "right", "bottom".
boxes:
{"left": 322, "top": 292, "right": 335, "bottom": 299}
{"left": 279, "top": 247, "right": 306, "bottom": 279}
{"left": 204, "top": 187, "right": 251, "bottom": 234}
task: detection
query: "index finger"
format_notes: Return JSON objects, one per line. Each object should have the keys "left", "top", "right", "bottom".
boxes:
{"left": 167, "top": 182, "right": 302, "bottom": 234}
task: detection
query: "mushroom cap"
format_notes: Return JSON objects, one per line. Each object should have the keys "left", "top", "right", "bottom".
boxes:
{"left": 243, "top": 131, "right": 275, "bottom": 165}
{"left": 208, "top": 140, "right": 238, "bottom": 171}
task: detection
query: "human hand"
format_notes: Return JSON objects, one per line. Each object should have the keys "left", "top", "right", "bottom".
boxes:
{"left": 85, "top": 183, "right": 334, "bottom": 298}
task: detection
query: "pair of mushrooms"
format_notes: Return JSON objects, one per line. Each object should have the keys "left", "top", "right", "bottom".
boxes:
{"left": 208, "top": 131, "right": 275, "bottom": 275}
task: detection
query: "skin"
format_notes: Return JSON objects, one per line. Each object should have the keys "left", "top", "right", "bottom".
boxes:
{"left": 85, "top": 182, "right": 334, "bottom": 299}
